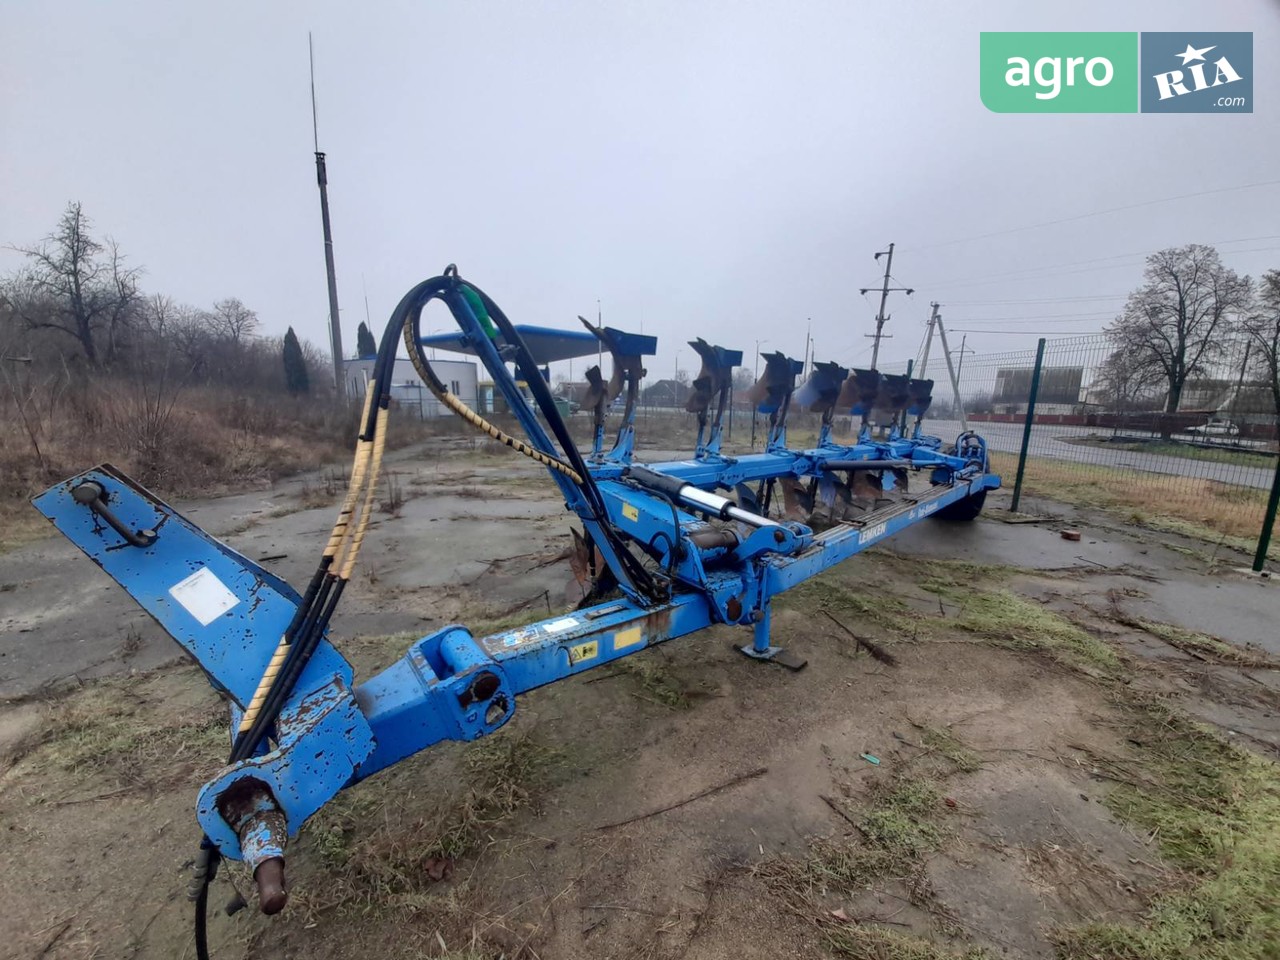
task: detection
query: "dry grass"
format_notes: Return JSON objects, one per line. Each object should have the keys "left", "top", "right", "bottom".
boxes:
{"left": 15, "top": 672, "right": 227, "bottom": 793}
{"left": 2, "top": 377, "right": 439, "bottom": 553}
{"left": 1107, "top": 609, "right": 1280, "bottom": 669}
{"left": 758, "top": 774, "right": 948, "bottom": 913}
{"left": 1054, "top": 700, "right": 1280, "bottom": 960}
{"left": 299, "top": 729, "right": 561, "bottom": 920}
{"left": 757, "top": 725, "right": 993, "bottom": 959}
{"left": 991, "top": 452, "right": 1277, "bottom": 553}
{"left": 828, "top": 927, "right": 993, "bottom": 960}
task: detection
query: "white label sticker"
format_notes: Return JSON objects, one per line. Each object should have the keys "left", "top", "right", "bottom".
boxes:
{"left": 169, "top": 567, "right": 240, "bottom": 626}
{"left": 544, "top": 617, "right": 579, "bottom": 634}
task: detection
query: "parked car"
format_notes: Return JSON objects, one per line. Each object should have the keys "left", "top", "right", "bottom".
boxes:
{"left": 1186, "top": 418, "right": 1240, "bottom": 438}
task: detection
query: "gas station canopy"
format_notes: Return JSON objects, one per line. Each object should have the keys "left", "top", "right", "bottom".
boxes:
{"left": 419, "top": 324, "right": 602, "bottom": 365}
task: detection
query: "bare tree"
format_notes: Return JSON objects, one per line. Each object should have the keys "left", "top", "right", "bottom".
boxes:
{"left": 0, "top": 201, "right": 142, "bottom": 364}
{"left": 1244, "top": 268, "right": 1280, "bottom": 430}
{"left": 209, "top": 297, "right": 258, "bottom": 344}
{"left": 142, "top": 293, "right": 179, "bottom": 337}
{"left": 1094, "top": 347, "right": 1164, "bottom": 411}
{"left": 1106, "top": 244, "right": 1252, "bottom": 435}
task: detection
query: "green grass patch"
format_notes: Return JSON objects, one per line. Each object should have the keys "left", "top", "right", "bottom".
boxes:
{"left": 616, "top": 654, "right": 693, "bottom": 709}
{"left": 914, "top": 723, "right": 983, "bottom": 774}
{"left": 988, "top": 452, "right": 1276, "bottom": 557}
{"left": 858, "top": 777, "right": 945, "bottom": 856}
{"left": 1054, "top": 702, "right": 1280, "bottom": 959}
{"left": 1114, "top": 617, "right": 1279, "bottom": 670}
{"left": 828, "top": 925, "right": 992, "bottom": 960}
{"left": 785, "top": 578, "right": 921, "bottom": 637}
{"left": 760, "top": 775, "right": 948, "bottom": 905}
{"left": 1065, "top": 436, "right": 1276, "bottom": 470}
{"left": 924, "top": 580, "right": 1120, "bottom": 674}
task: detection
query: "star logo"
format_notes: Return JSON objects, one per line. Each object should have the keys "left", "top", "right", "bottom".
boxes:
{"left": 1176, "top": 43, "right": 1215, "bottom": 65}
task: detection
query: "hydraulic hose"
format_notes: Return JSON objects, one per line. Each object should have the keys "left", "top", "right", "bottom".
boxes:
{"left": 192, "top": 268, "right": 658, "bottom": 960}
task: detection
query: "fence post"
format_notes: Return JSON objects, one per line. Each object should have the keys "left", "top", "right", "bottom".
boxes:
{"left": 1009, "top": 337, "right": 1046, "bottom": 514}
{"left": 1254, "top": 455, "right": 1280, "bottom": 572}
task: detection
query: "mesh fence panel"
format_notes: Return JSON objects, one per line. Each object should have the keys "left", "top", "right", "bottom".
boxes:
{"left": 937, "top": 333, "right": 1278, "bottom": 554}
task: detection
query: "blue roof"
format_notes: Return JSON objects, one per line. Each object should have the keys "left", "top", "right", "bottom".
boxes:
{"left": 419, "top": 324, "right": 603, "bottom": 365}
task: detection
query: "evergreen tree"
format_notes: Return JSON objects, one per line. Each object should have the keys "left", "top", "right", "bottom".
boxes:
{"left": 282, "top": 327, "right": 310, "bottom": 394}
{"left": 356, "top": 321, "right": 377, "bottom": 358}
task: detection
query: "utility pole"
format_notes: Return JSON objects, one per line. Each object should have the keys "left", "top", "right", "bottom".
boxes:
{"left": 930, "top": 303, "right": 967, "bottom": 431}
{"left": 917, "top": 303, "right": 938, "bottom": 378}
{"left": 803, "top": 321, "right": 811, "bottom": 378}
{"left": 310, "top": 34, "right": 344, "bottom": 393}
{"left": 859, "top": 243, "right": 914, "bottom": 371}
{"left": 955, "top": 334, "right": 975, "bottom": 384}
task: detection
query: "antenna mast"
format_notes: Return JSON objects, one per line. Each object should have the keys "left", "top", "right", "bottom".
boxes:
{"left": 311, "top": 33, "right": 345, "bottom": 392}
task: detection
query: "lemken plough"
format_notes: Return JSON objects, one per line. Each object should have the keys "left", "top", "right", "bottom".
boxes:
{"left": 32, "top": 268, "right": 999, "bottom": 951}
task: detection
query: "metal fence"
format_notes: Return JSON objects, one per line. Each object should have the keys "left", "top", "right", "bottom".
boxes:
{"left": 913, "top": 333, "right": 1279, "bottom": 570}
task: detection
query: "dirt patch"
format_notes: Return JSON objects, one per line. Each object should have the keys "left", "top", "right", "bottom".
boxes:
{"left": 2, "top": 446, "right": 1278, "bottom": 960}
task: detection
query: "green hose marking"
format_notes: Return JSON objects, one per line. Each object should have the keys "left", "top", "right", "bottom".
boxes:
{"left": 461, "top": 284, "right": 498, "bottom": 339}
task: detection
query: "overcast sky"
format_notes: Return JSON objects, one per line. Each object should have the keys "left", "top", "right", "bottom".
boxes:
{"left": 3, "top": 1, "right": 1277, "bottom": 386}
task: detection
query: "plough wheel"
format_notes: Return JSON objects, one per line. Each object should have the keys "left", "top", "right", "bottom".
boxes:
{"left": 933, "top": 489, "right": 986, "bottom": 522}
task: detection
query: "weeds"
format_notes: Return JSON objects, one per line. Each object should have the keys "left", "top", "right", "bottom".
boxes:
{"left": 617, "top": 654, "right": 692, "bottom": 709}
{"left": 1054, "top": 700, "right": 1280, "bottom": 959}
{"left": 27, "top": 676, "right": 225, "bottom": 791}
{"left": 301, "top": 730, "right": 561, "bottom": 917}
{"left": 380, "top": 471, "right": 405, "bottom": 516}
{"left": 828, "top": 926, "right": 992, "bottom": 960}
{"left": 1111, "top": 613, "right": 1279, "bottom": 669}
{"left": 786, "top": 578, "right": 920, "bottom": 638}
{"left": 924, "top": 579, "right": 1120, "bottom": 673}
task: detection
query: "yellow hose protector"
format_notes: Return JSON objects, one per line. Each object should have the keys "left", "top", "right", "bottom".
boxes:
{"left": 241, "top": 305, "right": 586, "bottom": 735}
{"left": 401, "top": 319, "right": 583, "bottom": 484}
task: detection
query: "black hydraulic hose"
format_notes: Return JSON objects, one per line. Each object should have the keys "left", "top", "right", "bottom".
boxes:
{"left": 427, "top": 278, "right": 659, "bottom": 600}
{"left": 194, "top": 270, "right": 658, "bottom": 960}
{"left": 465, "top": 286, "right": 601, "bottom": 503}
{"left": 193, "top": 280, "right": 438, "bottom": 960}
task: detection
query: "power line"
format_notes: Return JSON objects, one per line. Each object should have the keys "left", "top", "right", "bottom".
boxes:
{"left": 906, "top": 181, "right": 1280, "bottom": 252}
{"left": 941, "top": 294, "right": 1127, "bottom": 305}
{"left": 942, "top": 321, "right": 1111, "bottom": 330}
{"left": 948, "top": 328, "right": 1109, "bottom": 335}
{"left": 926, "top": 236, "right": 1280, "bottom": 292}
{"left": 930, "top": 244, "right": 1280, "bottom": 293}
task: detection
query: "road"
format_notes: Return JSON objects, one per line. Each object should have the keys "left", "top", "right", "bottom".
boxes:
{"left": 927, "top": 418, "right": 1278, "bottom": 491}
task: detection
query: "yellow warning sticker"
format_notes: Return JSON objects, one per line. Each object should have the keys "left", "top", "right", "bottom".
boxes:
{"left": 613, "top": 626, "right": 643, "bottom": 651}
{"left": 622, "top": 503, "right": 640, "bottom": 522}
{"left": 568, "top": 640, "right": 599, "bottom": 665}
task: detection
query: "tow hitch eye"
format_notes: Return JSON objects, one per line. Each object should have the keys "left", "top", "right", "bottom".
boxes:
{"left": 219, "top": 782, "right": 289, "bottom": 915}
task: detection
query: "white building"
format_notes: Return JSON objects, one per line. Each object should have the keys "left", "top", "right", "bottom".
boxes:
{"left": 343, "top": 358, "right": 478, "bottom": 419}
